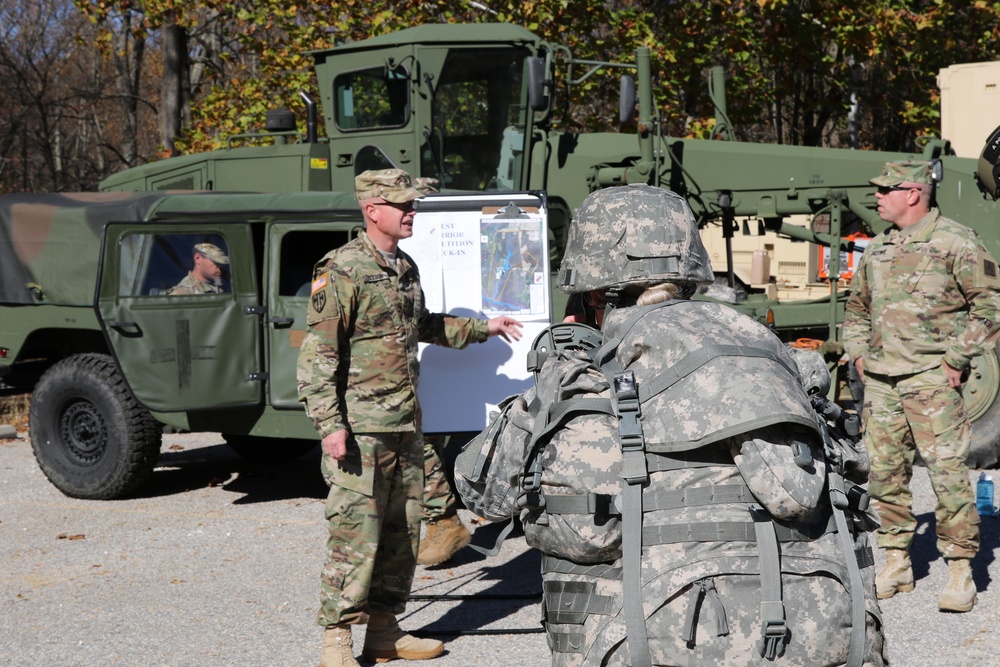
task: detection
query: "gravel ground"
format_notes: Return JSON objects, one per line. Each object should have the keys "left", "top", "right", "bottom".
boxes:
{"left": 2, "top": 429, "right": 999, "bottom": 667}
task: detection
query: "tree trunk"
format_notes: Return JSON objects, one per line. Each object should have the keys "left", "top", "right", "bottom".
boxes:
{"left": 160, "top": 23, "right": 188, "bottom": 157}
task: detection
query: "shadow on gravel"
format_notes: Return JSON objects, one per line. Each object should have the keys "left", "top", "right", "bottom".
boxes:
{"left": 974, "top": 515, "right": 1000, "bottom": 592}
{"left": 910, "top": 510, "right": 999, "bottom": 592}
{"left": 910, "top": 511, "right": 939, "bottom": 581}
{"left": 414, "top": 545, "right": 543, "bottom": 638}
{"left": 133, "top": 443, "right": 328, "bottom": 503}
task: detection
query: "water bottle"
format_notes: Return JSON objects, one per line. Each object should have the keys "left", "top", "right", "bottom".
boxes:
{"left": 976, "top": 472, "right": 995, "bottom": 517}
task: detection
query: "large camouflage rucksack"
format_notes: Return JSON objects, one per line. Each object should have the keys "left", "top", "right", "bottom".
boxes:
{"left": 455, "top": 302, "right": 887, "bottom": 667}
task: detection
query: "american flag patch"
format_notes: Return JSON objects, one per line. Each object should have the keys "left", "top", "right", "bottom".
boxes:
{"left": 311, "top": 273, "right": 329, "bottom": 294}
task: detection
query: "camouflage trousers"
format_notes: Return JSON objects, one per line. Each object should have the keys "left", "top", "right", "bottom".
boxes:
{"left": 318, "top": 431, "right": 424, "bottom": 627}
{"left": 862, "top": 366, "right": 980, "bottom": 559}
{"left": 422, "top": 436, "right": 457, "bottom": 522}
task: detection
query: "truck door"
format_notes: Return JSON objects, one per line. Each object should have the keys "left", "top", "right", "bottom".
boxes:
{"left": 96, "top": 223, "right": 262, "bottom": 412}
{"left": 264, "top": 221, "right": 361, "bottom": 408}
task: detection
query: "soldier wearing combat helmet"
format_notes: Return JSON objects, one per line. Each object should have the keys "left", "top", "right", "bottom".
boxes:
{"left": 844, "top": 160, "right": 1000, "bottom": 613}
{"left": 297, "top": 168, "right": 522, "bottom": 667}
{"left": 471, "top": 183, "right": 886, "bottom": 665}
{"left": 167, "top": 242, "right": 229, "bottom": 295}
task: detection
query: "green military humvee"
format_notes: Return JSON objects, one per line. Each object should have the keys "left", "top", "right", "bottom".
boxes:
{"left": 0, "top": 190, "right": 547, "bottom": 499}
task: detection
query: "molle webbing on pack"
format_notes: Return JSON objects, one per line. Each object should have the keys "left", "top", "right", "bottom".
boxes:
{"left": 541, "top": 557, "right": 623, "bottom": 656}
{"left": 543, "top": 580, "right": 616, "bottom": 624}
{"left": 542, "top": 555, "right": 623, "bottom": 580}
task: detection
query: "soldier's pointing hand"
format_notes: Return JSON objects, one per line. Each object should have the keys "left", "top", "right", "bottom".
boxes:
{"left": 487, "top": 316, "right": 524, "bottom": 343}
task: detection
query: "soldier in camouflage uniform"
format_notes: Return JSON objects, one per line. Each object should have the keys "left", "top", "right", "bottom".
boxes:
{"left": 844, "top": 160, "right": 1000, "bottom": 613}
{"left": 461, "top": 183, "right": 885, "bottom": 666}
{"left": 297, "top": 168, "right": 522, "bottom": 667}
{"left": 166, "top": 242, "right": 229, "bottom": 294}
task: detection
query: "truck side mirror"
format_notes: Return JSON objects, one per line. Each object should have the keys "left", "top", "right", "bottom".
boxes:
{"left": 620, "top": 75, "right": 636, "bottom": 126}
{"left": 527, "top": 57, "right": 549, "bottom": 111}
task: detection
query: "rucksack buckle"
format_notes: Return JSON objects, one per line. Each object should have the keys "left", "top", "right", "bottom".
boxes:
{"left": 758, "top": 618, "right": 788, "bottom": 660}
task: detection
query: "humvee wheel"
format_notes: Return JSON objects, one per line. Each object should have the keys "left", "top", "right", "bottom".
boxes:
{"left": 966, "top": 344, "right": 1000, "bottom": 469}
{"left": 30, "top": 354, "right": 161, "bottom": 499}
{"left": 223, "top": 434, "right": 316, "bottom": 463}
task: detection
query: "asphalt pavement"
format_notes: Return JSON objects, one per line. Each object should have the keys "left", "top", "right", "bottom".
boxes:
{"left": 2, "top": 430, "right": 1000, "bottom": 667}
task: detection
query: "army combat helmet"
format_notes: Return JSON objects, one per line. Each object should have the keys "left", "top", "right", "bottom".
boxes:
{"left": 557, "top": 184, "right": 713, "bottom": 294}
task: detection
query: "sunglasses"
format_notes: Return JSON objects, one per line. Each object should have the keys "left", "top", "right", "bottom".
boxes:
{"left": 376, "top": 200, "right": 415, "bottom": 212}
{"left": 876, "top": 185, "right": 914, "bottom": 195}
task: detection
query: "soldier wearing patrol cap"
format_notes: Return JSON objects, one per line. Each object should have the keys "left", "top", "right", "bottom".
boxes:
{"left": 844, "top": 160, "right": 1000, "bottom": 612}
{"left": 297, "top": 168, "right": 522, "bottom": 667}
{"left": 167, "top": 242, "right": 229, "bottom": 295}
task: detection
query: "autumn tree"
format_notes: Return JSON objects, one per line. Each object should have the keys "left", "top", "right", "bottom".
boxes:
{"left": 50, "top": 0, "right": 1000, "bottom": 184}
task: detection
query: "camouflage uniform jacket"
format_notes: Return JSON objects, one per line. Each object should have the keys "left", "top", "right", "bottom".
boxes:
{"left": 843, "top": 208, "right": 1000, "bottom": 376}
{"left": 167, "top": 271, "right": 222, "bottom": 295}
{"left": 297, "top": 231, "right": 489, "bottom": 437}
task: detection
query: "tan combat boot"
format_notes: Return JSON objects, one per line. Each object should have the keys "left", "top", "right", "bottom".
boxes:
{"left": 320, "top": 625, "right": 360, "bottom": 667}
{"left": 939, "top": 558, "right": 977, "bottom": 612}
{"left": 875, "top": 548, "right": 915, "bottom": 600}
{"left": 417, "top": 514, "right": 472, "bottom": 566}
{"left": 361, "top": 612, "right": 444, "bottom": 662}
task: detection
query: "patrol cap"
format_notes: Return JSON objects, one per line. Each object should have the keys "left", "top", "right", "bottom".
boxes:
{"left": 869, "top": 160, "right": 934, "bottom": 187}
{"left": 194, "top": 242, "right": 229, "bottom": 265}
{"left": 354, "top": 168, "right": 423, "bottom": 203}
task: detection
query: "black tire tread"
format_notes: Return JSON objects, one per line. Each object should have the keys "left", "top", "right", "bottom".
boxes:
{"left": 30, "top": 353, "right": 161, "bottom": 499}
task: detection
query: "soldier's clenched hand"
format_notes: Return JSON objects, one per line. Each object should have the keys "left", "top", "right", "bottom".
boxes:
{"left": 943, "top": 360, "right": 964, "bottom": 388}
{"left": 487, "top": 316, "right": 524, "bottom": 342}
{"left": 321, "top": 429, "right": 350, "bottom": 460}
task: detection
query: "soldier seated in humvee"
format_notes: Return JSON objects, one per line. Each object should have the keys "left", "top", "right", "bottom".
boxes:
{"left": 167, "top": 242, "right": 230, "bottom": 295}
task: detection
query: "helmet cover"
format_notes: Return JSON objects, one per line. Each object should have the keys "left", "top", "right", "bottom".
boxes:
{"left": 557, "top": 184, "right": 713, "bottom": 294}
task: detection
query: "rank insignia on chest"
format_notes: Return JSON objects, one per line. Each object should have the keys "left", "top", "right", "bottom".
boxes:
{"left": 986, "top": 259, "right": 997, "bottom": 278}
{"left": 364, "top": 273, "right": 389, "bottom": 283}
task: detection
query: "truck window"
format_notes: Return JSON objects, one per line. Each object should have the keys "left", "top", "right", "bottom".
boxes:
{"left": 119, "top": 233, "right": 232, "bottom": 296}
{"left": 334, "top": 65, "right": 409, "bottom": 131}
{"left": 354, "top": 145, "right": 396, "bottom": 174}
{"left": 280, "top": 230, "right": 352, "bottom": 296}
{"left": 421, "top": 48, "right": 529, "bottom": 191}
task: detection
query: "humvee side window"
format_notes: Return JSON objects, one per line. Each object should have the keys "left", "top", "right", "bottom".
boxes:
{"left": 334, "top": 65, "right": 409, "bottom": 131}
{"left": 119, "top": 233, "right": 231, "bottom": 297}
{"left": 279, "top": 230, "right": 352, "bottom": 297}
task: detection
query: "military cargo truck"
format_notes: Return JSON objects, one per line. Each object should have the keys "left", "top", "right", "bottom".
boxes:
{"left": 0, "top": 190, "right": 549, "bottom": 498}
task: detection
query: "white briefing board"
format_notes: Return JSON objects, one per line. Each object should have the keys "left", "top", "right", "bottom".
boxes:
{"left": 399, "top": 192, "right": 551, "bottom": 433}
